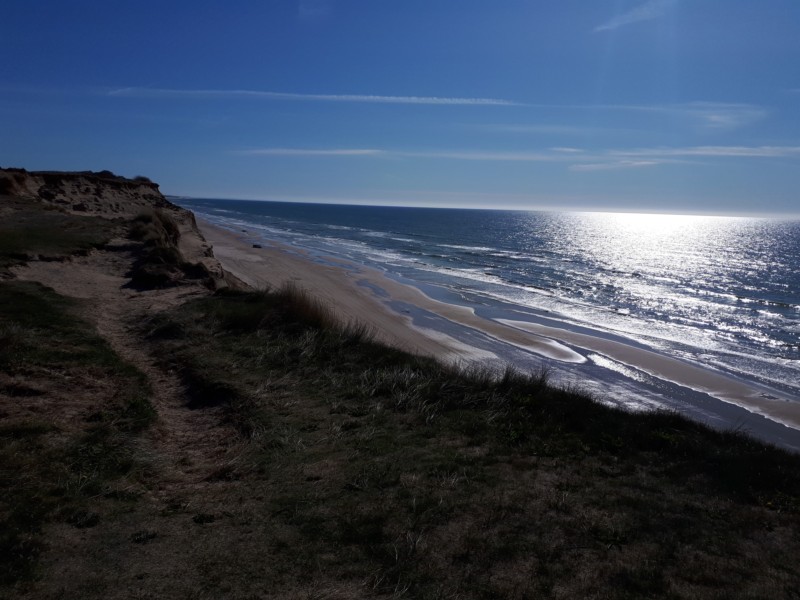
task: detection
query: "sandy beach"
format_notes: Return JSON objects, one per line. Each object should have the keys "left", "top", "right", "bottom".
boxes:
{"left": 200, "top": 220, "right": 471, "bottom": 360}
{"left": 198, "top": 219, "right": 800, "bottom": 434}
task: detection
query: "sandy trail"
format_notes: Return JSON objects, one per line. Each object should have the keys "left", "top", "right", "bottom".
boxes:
{"left": 12, "top": 239, "right": 242, "bottom": 496}
{"left": 11, "top": 239, "right": 263, "bottom": 597}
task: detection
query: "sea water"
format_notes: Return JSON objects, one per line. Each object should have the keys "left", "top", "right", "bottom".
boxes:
{"left": 179, "top": 198, "right": 800, "bottom": 441}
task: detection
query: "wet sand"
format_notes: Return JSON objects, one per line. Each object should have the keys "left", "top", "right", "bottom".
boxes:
{"left": 199, "top": 219, "right": 800, "bottom": 433}
{"left": 200, "top": 221, "right": 483, "bottom": 361}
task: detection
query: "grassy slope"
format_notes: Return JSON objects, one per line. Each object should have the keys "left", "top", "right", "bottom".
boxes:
{"left": 147, "top": 287, "right": 800, "bottom": 599}
{"left": 0, "top": 198, "right": 154, "bottom": 585}
{"left": 0, "top": 196, "right": 118, "bottom": 274}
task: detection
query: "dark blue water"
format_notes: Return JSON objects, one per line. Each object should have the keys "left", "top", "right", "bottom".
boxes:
{"left": 179, "top": 198, "right": 800, "bottom": 407}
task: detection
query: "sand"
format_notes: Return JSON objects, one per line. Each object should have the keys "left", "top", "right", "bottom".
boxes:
{"left": 197, "top": 219, "right": 800, "bottom": 432}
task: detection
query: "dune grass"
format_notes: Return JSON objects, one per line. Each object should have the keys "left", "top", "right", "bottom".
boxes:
{"left": 146, "top": 284, "right": 800, "bottom": 598}
{"left": 0, "top": 280, "right": 154, "bottom": 585}
{"left": 0, "top": 197, "right": 119, "bottom": 274}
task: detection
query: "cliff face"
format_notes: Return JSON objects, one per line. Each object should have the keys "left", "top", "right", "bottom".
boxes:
{"left": 0, "top": 167, "right": 172, "bottom": 217}
{"left": 0, "top": 166, "right": 231, "bottom": 287}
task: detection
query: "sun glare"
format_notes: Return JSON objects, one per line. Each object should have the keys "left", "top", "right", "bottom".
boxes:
{"left": 560, "top": 211, "right": 750, "bottom": 283}
{"left": 601, "top": 211, "right": 723, "bottom": 236}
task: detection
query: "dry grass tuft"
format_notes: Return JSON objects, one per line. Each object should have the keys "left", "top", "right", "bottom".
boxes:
{"left": 140, "top": 286, "right": 800, "bottom": 599}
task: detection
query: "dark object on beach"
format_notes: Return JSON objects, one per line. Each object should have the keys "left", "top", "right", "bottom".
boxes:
{"left": 252, "top": 244, "right": 262, "bottom": 249}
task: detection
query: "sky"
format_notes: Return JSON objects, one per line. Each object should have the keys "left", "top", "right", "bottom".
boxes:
{"left": 1, "top": 0, "right": 799, "bottom": 216}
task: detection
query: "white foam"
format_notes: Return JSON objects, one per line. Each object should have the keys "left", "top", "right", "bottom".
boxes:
{"left": 439, "top": 244, "right": 495, "bottom": 252}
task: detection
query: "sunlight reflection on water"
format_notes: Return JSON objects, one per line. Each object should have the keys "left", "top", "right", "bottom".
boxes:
{"left": 541, "top": 212, "right": 754, "bottom": 285}
{"left": 182, "top": 198, "right": 800, "bottom": 400}
{"left": 504, "top": 210, "right": 800, "bottom": 393}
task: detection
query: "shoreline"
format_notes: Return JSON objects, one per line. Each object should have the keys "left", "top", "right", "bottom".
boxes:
{"left": 197, "top": 217, "right": 800, "bottom": 445}
{"left": 199, "top": 220, "right": 470, "bottom": 360}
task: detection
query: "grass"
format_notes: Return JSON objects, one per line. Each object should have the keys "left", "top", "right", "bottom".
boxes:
{"left": 146, "top": 284, "right": 800, "bottom": 598}
{"left": 0, "top": 195, "right": 119, "bottom": 274}
{"left": 0, "top": 280, "right": 154, "bottom": 586}
{"left": 0, "top": 281, "right": 154, "bottom": 426}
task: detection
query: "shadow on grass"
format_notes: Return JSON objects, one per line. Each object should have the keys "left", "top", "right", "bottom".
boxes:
{"left": 144, "top": 284, "right": 800, "bottom": 598}
{"left": 0, "top": 280, "right": 154, "bottom": 586}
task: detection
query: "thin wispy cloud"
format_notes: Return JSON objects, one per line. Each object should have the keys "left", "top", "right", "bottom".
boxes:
{"left": 652, "top": 102, "right": 766, "bottom": 130}
{"left": 241, "top": 148, "right": 566, "bottom": 162}
{"left": 481, "top": 124, "right": 625, "bottom": 136}
{"left": 239, "top": 148, "right": 385, "bottom": 157}
{"left": 480, "top": 102, "right": 766, "bottom": 131}
{"left": 570, "top": 160, "right": 662, "bottom": 171}
{"left": 399, "top": 150, "right": 561, "bottom": 162}
{"left": 104, "top": 89, "right": 764, "bottom": 130}
{"left": 591, "top": 102, "right": 767, "bottom": 130}
{"left": 239, "top": 145, "right": 800, "bottom": 165}
{"left": 595, "top": 0, "right": 677, "bottom": 32}
{"left": 108, "top": 87, "right": 521, "bottom": 107}
{"left": 239, "top": 145, "right": 800, "bottom": 174}
{"left": 572, "top": 145, "right": 800, "bottom": 170}
{"left": 610, "top": 145, "right": 800, "bottom": 158}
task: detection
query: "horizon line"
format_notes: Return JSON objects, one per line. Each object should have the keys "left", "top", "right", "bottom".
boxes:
{"left": 168, "top": 194, "right": 800, "bottom": 220}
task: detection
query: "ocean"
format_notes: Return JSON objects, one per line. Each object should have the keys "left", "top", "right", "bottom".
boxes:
{"left": 178, "top": 198, "right": 800, "bottom": 446}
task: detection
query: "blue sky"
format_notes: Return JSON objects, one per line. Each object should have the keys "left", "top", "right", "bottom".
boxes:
{"left": 2, "top": 1, "right": 799, "bottom": 215}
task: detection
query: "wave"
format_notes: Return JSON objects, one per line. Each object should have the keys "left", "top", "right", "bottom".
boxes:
{"left": 439, "top": 243, "right": 496, "bottom": 252}
{"left": 187, "top": 202, "right": 800, "bottom": 400}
